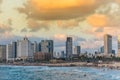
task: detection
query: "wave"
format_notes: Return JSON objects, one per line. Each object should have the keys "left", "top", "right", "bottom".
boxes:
{"left": 0, "top": 66, "right": 120, "bottom": 80}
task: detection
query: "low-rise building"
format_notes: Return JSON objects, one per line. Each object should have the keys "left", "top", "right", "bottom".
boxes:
{"left": 34, "top": 52, "right": 52, "bottom": 61}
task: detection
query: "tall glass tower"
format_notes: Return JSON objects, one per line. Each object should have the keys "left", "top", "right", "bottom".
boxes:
{"left": 66, "top": 37, "right": 73, "bottom": 60}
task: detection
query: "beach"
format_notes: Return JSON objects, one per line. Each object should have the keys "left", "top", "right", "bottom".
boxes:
{"left": 1, "top": 61, "right": 120, "bottom": 70}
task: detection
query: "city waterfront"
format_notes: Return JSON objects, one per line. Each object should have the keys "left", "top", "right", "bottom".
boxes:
{"left": 0, "top": 65, "right": 120, "bottom": 80}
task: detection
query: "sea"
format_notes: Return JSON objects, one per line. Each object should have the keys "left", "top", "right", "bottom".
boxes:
{"left": 0, "top": 65, "right": 120, "bottom": 80}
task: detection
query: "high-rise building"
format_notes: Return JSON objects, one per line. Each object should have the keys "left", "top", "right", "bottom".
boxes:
{"left": 32, "top": 41, "right": 38, "bottom": 54}
{"left": 38, "top": 43, "right": 41, "bottom": 52}
{"left": 112, "top": 50, "right": 115, "bottom": 55}
{"left": 104, "top": 34, "right": 112, "bottom": 55}
{"left": 0, "top": 45, "right": 6, "bottom": 61}
{"left": 74, "top": 46, "right": 81, "bottom": 55}
{"left": 66, "top": 37, "right": 73, "bottom": 59}
{"left": 40, "top": 40, "right": 54, "bottom": 54}
{"left": 118, "top": 35, "right": 120, "bottom": 57}
{"left": 17, "top": 37, "right": 33, "bottom": 60}
{"left": 12, "top": 42, "right": 17, "bottom": 58}
{"left": 100, "top": 46, "right": 104, "bottom": 53}
{"left": 6, "top": 44, "right": 13, "bottom": 61}
{"left": 6, "top": 42, "right": 17, "bottom": 61}
{"left": 61, "top": 51, "right": 65, "bottom": 58}
{"left": 54, "top": 51, "right": 65, "bottom": 59}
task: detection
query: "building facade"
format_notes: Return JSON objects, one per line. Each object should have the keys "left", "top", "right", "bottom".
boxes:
{"left": 100, "top": 46, "right": 104, "bottom": 53}
{"left": 66, "top": 37, "right": 73, "bottom": 59}
{"left": 0, "top": 45, "right": 6, "bottom": 61}
{"left": 12, "top": 42, "right": 17, "bottom": 58}
{"left": 6, "top": 42, "right": 17, "bottom": 61}
{"left": 32, "top": 41, "right": 38, "bottom": 54}
{"left": 17, "top": 37, "right": 33, "bottom": 60}
{"left": 34, "top": 52, "right": 52, "bottom": 61}
{"left": 6, "top": 44, "right": 13, "bottom": 61}
{"left": 118, "top": 35, "right": 120, "bottom": 57}
{"left": 104, "top": 34, "right": 112, "bottom": 55}
{"left": 74, "top": 46, "right": 81, "bottom": 55}
{"left": 40, "top": 40, "right": 54, "bottom": 54}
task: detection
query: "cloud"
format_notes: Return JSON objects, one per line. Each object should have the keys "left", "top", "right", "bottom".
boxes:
{"left": 80, "top": 39, "right": 103, "bottom": 49}
{"left": 8, "top": 18, "right": 12, "bottom": 26}
{"left": 87, "top": 14, "right": 108, "bottom": 27}
{"left": 95, "top": 28, "right": 104, "bottom": 32}
{"left": 21, "top": 28, "right": 28, "bottom": 32}
{"left": 54, "top": 34, "right": 67, "bottom": 41}
{"left": 84, "top": 2, "right": 120, "bottom": 39}
{"left": 17, "top": 0, "right": 107, "bottom": 20}
{"left": 95, "top": 2, "right": 120, "bottom": 27}
{"left": 27, "top": 19, "right": 49, "bottom": 32}
{"left": 116, "top": 0, "right": 120, "bottom": 3}
{"left": 0, "top": 31, "right": 14, "bottom": 45}
{"left": 0, "top": 23, "right": 13, "bottom": 33}
{"left": 57, "top": 20, "right": 79, "bottom": 28}
{"left": 0, "top": 0, "right": 2, "bottom": 13}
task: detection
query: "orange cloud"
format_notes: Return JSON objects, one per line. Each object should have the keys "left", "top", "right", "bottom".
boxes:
{"left": 31, "top": 0, "right": 95, "bottom": 10}
{"left": 3, "top": 31, "right": 13, "bottom": 39}
{"left": 27, "top": 19, "right": 49, "bottom": 31}
{"left": 116, "top": 0, "right": 120, "bottom": 3}
{"left": 18, "top": 0, "right": 105, "bottom": 20}
{"left": 87, "top": 14, "right": 108, "bottom": 27}
{"left": 57, "top": 20, "right": 79, "bottom": 28}
{"left": 54, "top": 34, "right": 66, "bottom": 41}
{"left": 0, "top": 23, "right": 13, "bottom": 33}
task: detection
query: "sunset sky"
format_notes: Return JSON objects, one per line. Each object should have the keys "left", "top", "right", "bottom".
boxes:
{"left": 0, "top": 0, "right": 120, "bottom": 53}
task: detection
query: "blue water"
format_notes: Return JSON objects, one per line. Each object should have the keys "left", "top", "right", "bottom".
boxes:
{"left": 0, "top": 65, "right": 120, "bottom": 80}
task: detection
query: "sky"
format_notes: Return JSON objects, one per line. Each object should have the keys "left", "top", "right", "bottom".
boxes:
{"left": 0, "top": 0, "right": 120, "bottom": 53}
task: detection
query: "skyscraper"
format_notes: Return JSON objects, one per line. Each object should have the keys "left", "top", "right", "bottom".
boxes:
{"left": 74, "top": 46, "right": 81, "bottom": 55}
{"left": 0, "top": 45, "right": 6, "bottom": 61}
{"left": 100, "top": 46, "right": 104, "bottom": 53}
{"left": 40, "top": 40, "right": 54, "bottom": 54}
{"left": 104, "top": 34, "right": 112, "bottom": 55}
{"left": 32, "top": 41, "right": 38, "bottom": 54}
{"left": 39, "top": 40, "right": 54, "bottom": 59}
{"left": 6, "top": 44, "right": 13, "bottom": 61}
{"left": 17, "top": 37, "right": 33, "bottom": 60}
{"left": 12, "top": 42, "right": 17, "bottom": 58}
{"left": 66, "top": 37, "right": 73, "bottom": 59}
{"left": 118, "top": 35, "right": 120, "bottom": 57}
{"left": 6, "top": 42, "right": 17, "bottom": 61}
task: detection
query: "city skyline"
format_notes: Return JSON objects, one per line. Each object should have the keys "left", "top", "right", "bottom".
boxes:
{"left": 0, "top": 34, "right": 118, "bottom": 53}
{"left": 0, "top": 34, "right": 119, "bottom": 62}
{"left": 1, "top": 1, "right": 120, "bottom": 80}
{"left": 0, "top": 0, "right": 120, "bottom": 53}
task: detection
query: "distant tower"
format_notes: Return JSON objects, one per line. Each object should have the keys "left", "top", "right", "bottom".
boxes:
{"left": 17, "top": 37, "right": 33, "bottom": 60}
{"left": 40, "top": 40, "right": 54, "bottom": 54}
{"left": 104, "top": 34, "right": 112, "bottom": 55}
{"left": 74, "top": 46, "right": 81, "bottom": 56}
{"left": 118, "top": 35, "right": 120, "bottom": 57}
{"left": 12, "top": 42, "right": 17, "bottom": 58}
{"left": 100, "top": 46, "right": 104, "bottom": 53}
{"left": 6, "top": 42, "right": 17, "bottom": 61}
{"left": 32, "top": 41, "right": 38, "bottom": 54}
{"left": 0, "top": 45, "right": 6, "bottom": 61}
{"left": 66, "top": 37, "right": 73, "bottom": 59}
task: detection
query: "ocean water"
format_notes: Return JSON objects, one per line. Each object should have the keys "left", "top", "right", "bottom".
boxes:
{"left": 0, "top": 65, "right": 120, "bottom": 80}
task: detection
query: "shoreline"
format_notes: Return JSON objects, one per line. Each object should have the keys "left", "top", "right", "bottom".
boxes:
{"left": 0, "top": 62, "right": 120, "bottom": 70}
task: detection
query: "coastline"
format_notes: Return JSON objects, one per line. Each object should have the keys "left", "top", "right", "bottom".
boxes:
{"left": 1, "top": 62, "right": 120, "bottom": 70}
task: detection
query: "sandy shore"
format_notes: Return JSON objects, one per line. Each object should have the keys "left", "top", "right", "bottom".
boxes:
{"left": 1, "top": 61, "right": 120, "bottom": 69}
